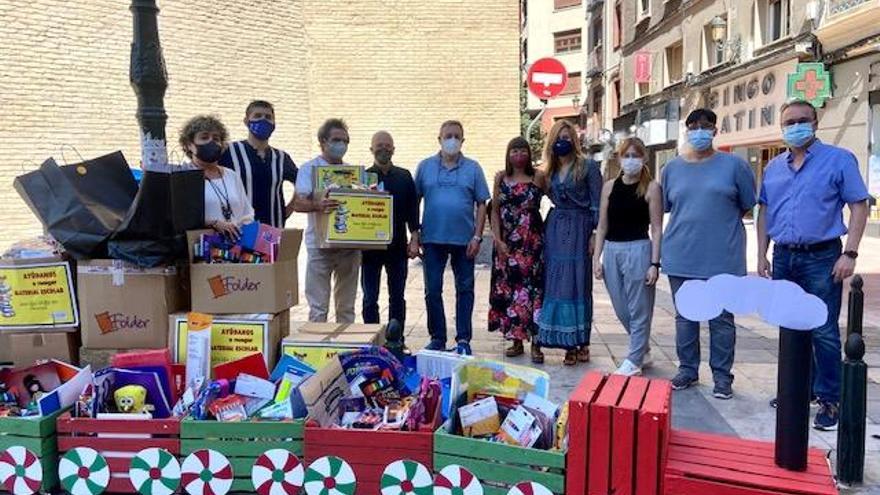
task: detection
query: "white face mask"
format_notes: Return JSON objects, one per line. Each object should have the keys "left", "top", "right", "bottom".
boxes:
{"left": 620, "top": 157, "right": 644, "bottom": 175}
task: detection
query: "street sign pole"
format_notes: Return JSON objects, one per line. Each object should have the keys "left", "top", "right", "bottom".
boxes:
{"left": 525, "top": 99, "right": 548, "bottom": 140}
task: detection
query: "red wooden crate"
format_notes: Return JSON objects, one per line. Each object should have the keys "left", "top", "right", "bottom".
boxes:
{"left": 566, "top": 372, "right": 671, "bottom": 495}
{"left": 305, "top": 425, "right": 435, "bottom": 495}
{"left": 57, "top": 413, "right": 181, "bottom": 493}
{"left": 664, "top": 430, "right": 837, "bottom": 495}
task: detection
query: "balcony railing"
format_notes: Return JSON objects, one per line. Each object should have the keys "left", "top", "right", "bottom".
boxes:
{"left": 828, "top": 0, "right": 873, "bottom": 16}
{"left": 587, "top": 45, "right": 604, "bottom": 77}
{"left": 587, "top": 0, "right": 605, "bottom": 12}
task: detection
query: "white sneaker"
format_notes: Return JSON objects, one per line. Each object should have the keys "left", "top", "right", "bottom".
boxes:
{"left": 614, "top": 359, "right": 642, "bottom": 376}
{"left": 642, "top": 351, "right": 654, "bottom": 369}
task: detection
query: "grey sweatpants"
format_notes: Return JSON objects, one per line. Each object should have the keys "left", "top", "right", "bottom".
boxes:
{"left": 602, "top": 239, "right": 655, "bottom": 366}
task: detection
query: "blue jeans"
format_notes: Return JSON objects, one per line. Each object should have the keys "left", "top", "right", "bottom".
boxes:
{"left": 361, "top": 249, "right": 409, "bottom": 326}
{"left": 772, "top": 240, "right": 843, "bottom": 403}
{"left": 669, "top": 276, "right": 737, "bottom": 385}
{"left": 423, "top": 243, "right": 475, "bottom": 344}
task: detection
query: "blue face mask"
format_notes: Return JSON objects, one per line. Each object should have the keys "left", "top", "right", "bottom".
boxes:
{"left": 553, "top": 138, "right": 573, "bottom": 156}
{"left": 687, "top": 129, "right": 714, "bottom": 151}
{"left": 327, "top": 141, "right": 348, "bottom": 160}
{"left": 782, "top": 122, "right": 815, "bottom": 148}
{"left": 248, "top": 119, "right": 275, "bottom": 140}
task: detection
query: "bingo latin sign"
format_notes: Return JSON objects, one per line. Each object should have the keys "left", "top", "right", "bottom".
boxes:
{"left": 0, "top": 261, "right": 78, "bottom": 330}
{"left": 326, "top": 192, "right": 393, "bottom": 245}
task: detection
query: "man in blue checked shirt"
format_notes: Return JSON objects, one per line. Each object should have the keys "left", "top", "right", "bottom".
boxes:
{"left": 757, "top": 99, "right": 870, "bottom": 431}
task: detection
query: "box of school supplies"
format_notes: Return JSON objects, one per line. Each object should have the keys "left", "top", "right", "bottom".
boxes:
{"left": 187, "top": 229, "right": 302, "bottom": 314}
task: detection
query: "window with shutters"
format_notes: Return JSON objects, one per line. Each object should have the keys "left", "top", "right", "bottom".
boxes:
{"left": 665, "top": 42, "right": 683, "bottom": 86}
{"left": 554, "top": 29, "right": 582, "bottom": 54}
{"left": 613, "top": 2, "right": 622, "bottom": 49}
{"left": 561, "top": 72, "right": 582, "bottom": 95}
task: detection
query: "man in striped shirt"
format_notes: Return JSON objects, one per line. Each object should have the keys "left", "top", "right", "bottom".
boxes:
{"left": 221, "top": 100, "right": 298, "bottom": 228}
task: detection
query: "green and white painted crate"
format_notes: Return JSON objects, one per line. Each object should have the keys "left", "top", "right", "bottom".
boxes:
{"left": 181, "top": 418, "right": 304, "bottom": 493}
{"left": 434, "top": 418, "right": 566, "bottom": 495}
{"left": 0, "top": 410, "right": 65, "bottom": 493}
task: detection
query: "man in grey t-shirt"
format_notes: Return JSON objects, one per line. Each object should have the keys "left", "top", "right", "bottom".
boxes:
{"left": 661, "top": 108, "right": 757, "bottom": 399}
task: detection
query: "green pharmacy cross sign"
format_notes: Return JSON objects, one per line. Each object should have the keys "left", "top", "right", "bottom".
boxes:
{"left": 787, "top": 63, "right": 832, "bottom": 108}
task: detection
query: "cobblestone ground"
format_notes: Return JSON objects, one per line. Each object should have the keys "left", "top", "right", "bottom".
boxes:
{"left": 290, "top": 222, "right": 880, "bottom": 492}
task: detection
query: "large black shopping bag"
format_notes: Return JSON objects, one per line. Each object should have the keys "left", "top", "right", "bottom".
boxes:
{"left": 13, "top": 152, "right": 138, "bottom": 259}
{"left": 108, "top": 166, "right": 205, "bottom": 267}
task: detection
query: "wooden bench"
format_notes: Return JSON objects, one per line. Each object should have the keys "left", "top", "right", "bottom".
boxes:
{"left": 567, "top": 372, "right": 672, "bottom": 495}
{"left": 664, "top": 430, "right": 838, "bottom": 495}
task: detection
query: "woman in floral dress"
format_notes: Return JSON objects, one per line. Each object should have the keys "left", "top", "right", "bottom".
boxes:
{"left": 489, "top": 137, "right": 546, "bottom": 364}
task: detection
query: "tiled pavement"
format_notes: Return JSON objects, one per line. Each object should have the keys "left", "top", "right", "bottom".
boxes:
{"left": 289, "top": 224, "right": 880, "bottom": 492}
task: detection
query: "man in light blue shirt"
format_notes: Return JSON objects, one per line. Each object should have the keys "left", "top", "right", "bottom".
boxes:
{"left": 757, "top": 99, "right": 870, "bottom": 431}
{"left": 662, "top": 108, "right": 757, "bottom": 400}
{"left": 411, "top": 120, "right": 490, "bottom": 355}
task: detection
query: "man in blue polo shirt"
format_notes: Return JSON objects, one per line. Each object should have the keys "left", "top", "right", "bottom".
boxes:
{"left": 757, "top": 99, "right": 870, "bottom": 431}
{"left": 221, "top": 100, "right": 298, "bottom": 228}
{"left": 411, "top": 120, "right": 490, "bottom": 355}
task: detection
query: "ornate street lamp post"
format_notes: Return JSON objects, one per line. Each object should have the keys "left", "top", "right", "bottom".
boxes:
{"left": 129, "top": 0, "right": 169, "bottom": 169}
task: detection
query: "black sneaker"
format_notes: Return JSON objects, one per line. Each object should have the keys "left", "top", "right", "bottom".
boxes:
{"left": 713, "top": 382, "right": 734, "bottom": 400}
{"left": 813, "top": 401, "right": 839, "bottom": 431}
{"left": 424, "top": 340, "right": 446, "bottom": 351}
{"left": 671, "top": 373, "right": 698, "bottom": 391}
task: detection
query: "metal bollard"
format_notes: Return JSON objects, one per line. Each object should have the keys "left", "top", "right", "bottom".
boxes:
{"left": 837, "top": 275, "right": 866, "bottom": 485}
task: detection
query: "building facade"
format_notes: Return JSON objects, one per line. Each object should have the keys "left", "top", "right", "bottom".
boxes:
{"left": 522, "top": 0, "right": 591, "bottom": 137}
{"left": 0, "top": 0, "right": 520, "bottom": 248}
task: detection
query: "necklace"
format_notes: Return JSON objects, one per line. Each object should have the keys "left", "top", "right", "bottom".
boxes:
{"left": 207, "top": 173, "right": 233, "bottom": 221}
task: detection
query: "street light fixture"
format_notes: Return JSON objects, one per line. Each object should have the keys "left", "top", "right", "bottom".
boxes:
{"left": 710, "top": 15, "right": 728, "bottom": 45}
{"left": 130, "top": 0, "right": 169, "bottom": 168}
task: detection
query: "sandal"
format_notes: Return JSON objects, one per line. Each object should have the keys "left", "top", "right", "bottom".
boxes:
{"left": 505, "top": 340, "right": 524, "bottom": 358}
{"left": 578, "top": 346, "right": 591, "bottom": 363}
{"left": 531, "top": 344, "right": 545, "bottom": 364}
{"left": 564, "top": 350, "right": 578, "bottom": 366}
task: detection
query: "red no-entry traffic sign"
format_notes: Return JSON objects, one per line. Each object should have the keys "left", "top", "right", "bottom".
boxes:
{"left": 527, "top": 57, "right": 569, "bottom": 99}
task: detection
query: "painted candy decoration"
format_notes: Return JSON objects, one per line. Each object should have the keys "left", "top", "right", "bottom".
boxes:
{"left": 303, "top": 456, "right": 356, "bottom": 495}
{"left": 507, "top": 481, "right": 554, "bottom": 495}
{"left": 380, "top": 460, "right": 432, "bottom": 495}
{"left": 251, "top": 449, "right": 304, "bottom": 495}
{"left": 180, "top": 449, "right": 234, "bottom": 495}
{"left": 434, "top": 465, "right": 483, "bottom": 495}
{"left": 59, "top": 447, "right": 110, "bottom": 495}
{"left": 129, "top": 448, "right": 181, "bottom": 495}
{"left": 0, "top": 446, "right": 43, "bottom": 495}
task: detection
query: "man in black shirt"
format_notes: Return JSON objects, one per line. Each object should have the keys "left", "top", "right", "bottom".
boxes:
{"left": 362, "top": 131, "right": 419, "bottom": 328}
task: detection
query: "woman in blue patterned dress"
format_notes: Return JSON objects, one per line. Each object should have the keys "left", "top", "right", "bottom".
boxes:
{"left": 537, "top": 120, "right": 603, "bottom": 366}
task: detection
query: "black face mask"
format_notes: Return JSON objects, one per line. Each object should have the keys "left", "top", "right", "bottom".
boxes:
{"left": 374, "top": 150, "right": 393, "bottom": 165}
{"left": 195, "top": 141, "right": 222, "bottom": 163}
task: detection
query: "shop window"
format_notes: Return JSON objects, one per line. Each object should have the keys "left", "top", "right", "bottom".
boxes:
{"left": 555, "top": 29, "right": 582, "bottom": 54}
{"left": 665, "top": 42, "right": 683, "bottom": 86}
{"left": 554, "top": 0, "right": 581, "bottom": 9}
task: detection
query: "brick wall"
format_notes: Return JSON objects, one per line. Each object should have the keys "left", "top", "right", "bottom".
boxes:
{"left": 0, "top": 0, "right": 519, "bottom": 249}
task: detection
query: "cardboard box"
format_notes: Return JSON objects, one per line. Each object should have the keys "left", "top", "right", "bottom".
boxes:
{"left": 188, "top": 229, "right": 302, "bottom": 314}
{"left": 316, "top": 190, "right": 392, "bottom": 250}
{"left": 0, "top": 257, "right": 79, "bottom": 330}
{"left": 169, "top": 310, "right": 288, "bottom": 371}
{"left": 78, "top": 261, "right": 183, "bottom": 349}
{"left": 295, "top": 356, "right": 348, "bottom": 426}
{"left": 2, "top": 331, "right": 79, "bottom": 367}
{"left": 281, "top": 321, "right": 386, "bottom": 370}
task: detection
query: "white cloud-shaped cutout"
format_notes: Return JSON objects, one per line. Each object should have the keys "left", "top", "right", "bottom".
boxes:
{"left": 675, "top": 275, "right": 828, "bottom": 331}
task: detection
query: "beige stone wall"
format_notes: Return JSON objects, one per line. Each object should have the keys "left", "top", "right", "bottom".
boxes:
{"left": 0, "top": 0, "right": 519, "bottom": 249}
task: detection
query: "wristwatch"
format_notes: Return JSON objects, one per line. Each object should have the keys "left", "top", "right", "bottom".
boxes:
{"left": 843, "top": 250, "right": 858, "bottom": 259}
{"left": 651, "top": 262, "right": 661, "bottom": 268}
{"left": 472, "top": 235, "right": 483, "bottom": 243}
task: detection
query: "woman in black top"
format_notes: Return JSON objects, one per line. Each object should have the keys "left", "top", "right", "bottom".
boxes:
{"left": 593, "top": 137, "right": 663, "bottom": 376}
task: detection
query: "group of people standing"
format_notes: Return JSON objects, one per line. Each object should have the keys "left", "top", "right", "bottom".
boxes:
{"left": 176, "top": 97, "right": 869, "bottom": 431}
